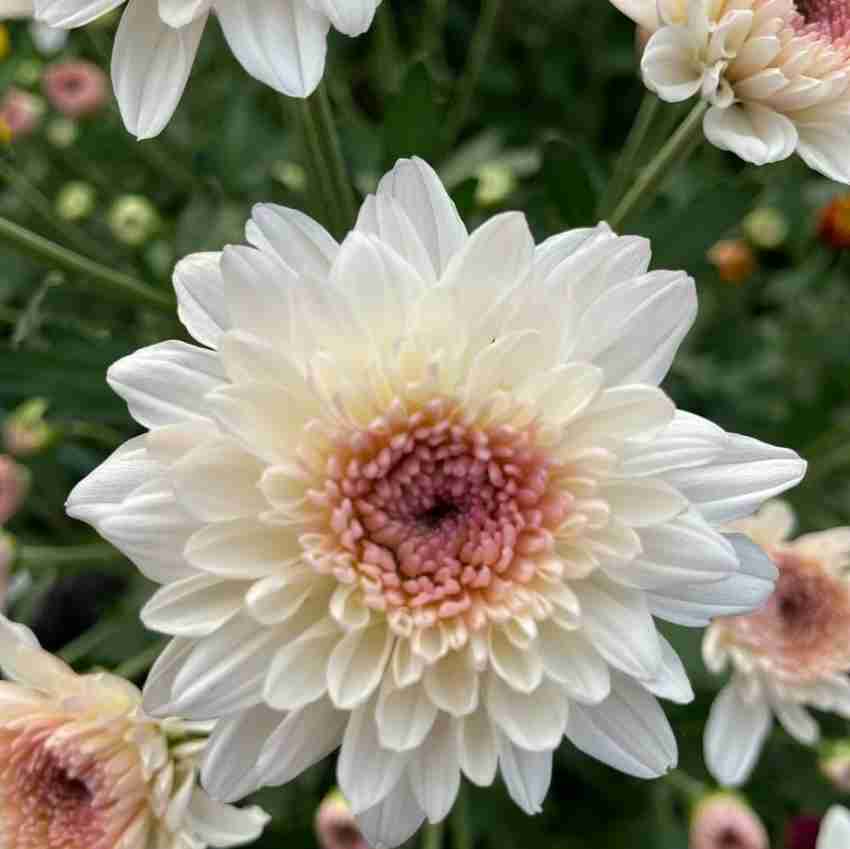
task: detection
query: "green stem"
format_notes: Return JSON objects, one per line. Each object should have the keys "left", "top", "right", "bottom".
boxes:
{"left": 597, "top": 90, "right": 661, "bottom": 219}
{"left": 421, "top": 821, "right": 444, "bottom": 849}
{"left": 608, "top": 99, "right": 708, "bottom": 231}
{"left": 315, "top": 83, "right": 358, "bottom": 234}
{"left": 665, "top": 770, "right": 707, "bottom": 808}
{"left": 113, "top": 640, "right": 167, "bottom": 680}
{"left": 59, "top": 619, "right": 123, "bottom": 665}
{"left": 17, "top": 543, "right": 125, "bottom": 573}
{"left": 0, "top": 216, "right": 174, "bottom": 310}
{"left": 297, "top": 96, "right": 340, "bottom": 236}
{"left": 422, "top": 0, "right": 448, "bottom": 63}
{"left": 442, "top": 0, "right": 503, "bottom": 153}
{"left": 450, "top": 782, "right": 473, "bottom": 849}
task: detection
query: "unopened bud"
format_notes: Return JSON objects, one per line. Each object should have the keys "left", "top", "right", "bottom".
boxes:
{"left": 476, "top": 163, "right": 516, "bottom": 207}
{"left": 108, "top": 195, "right": 160, "bottom": 246}
{"left": 0, "top": 456, "right": 30, "bottom": 525}
{"left": 46, "top": 117, "right": 79, "bottom": 148}
{"left": 820, "top": 741, "right": 850, "bottom": 792}
{"left": 818, "top": 194, "right": 850, "bottom": 250}
{"left": 56, "top": 182, "right": 97, "bottom": 222}
{"left": 316, "top": 789, "right": 368, "bottom": 849}
{"left": 742, "top": 206, "right": 788, "bottom": 250}
{"left": 4, "top": 399, "right": 53, "bottom": 457}
{"left": 707, "top": 239, "right": 757, "bottom": 284}
{"left": 690, "top": 793, "right": 768, "bottom": 849}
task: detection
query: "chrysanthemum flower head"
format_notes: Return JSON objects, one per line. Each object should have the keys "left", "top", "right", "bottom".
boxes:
{"left": 610, "top": 0, "right": 850, "bottom": 182}
{"left": 704, "top": 500, "right": 850, "bottom": 786}
{"left": 66, "top": 157, "right": 805, "bottom": 849}
{"left": 818, "top": 806, "right": 850, "bottom": 849}
{"left": 30, "top": 0, "right": 381, "bottom": 139}
{"left": 0, "top": 613, "right": 269, "bottom": 849}
{"left": 689, "top": 792, "right": 768, "bottom": 849}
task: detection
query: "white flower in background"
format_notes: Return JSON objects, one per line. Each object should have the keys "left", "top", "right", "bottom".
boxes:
{"left": 66, "top": 157, "right": 805, "bottom": 849}
{"left": 0, "top": 0, "right": 69, "bottom": 54}
{"left": 704, "top": 500, "right": 850, "bottom": 786}
{"left": 32, "top": 0, "right": 382, "bottom": 140}
{"left": 818, "top": 806, "right": 850, "bottom": 849}
{"left": 610, "top": 0, "right": 850, "bottom": 183}
{"left": 0, "top": 614, "right": 269, "bottom": 849}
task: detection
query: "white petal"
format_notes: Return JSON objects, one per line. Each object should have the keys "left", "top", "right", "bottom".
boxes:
{"left": 408, "top": 713, "right": 461, "bottom": 823}
{"left": 772, "top": 698, "right": 818, "bottom": 745}
{"left": 458, "top": 705, "right": 499, "bottom": 786}
{"left": 186, "top": 789, "right": 270, "bottom": 847}
{"left": 703, "top": 103, "right": 798, "bottom": 166}
{"left": 488, "top": 626, "right": 543, "bottom": 693}
{"left": 641, "top": 25, "right": 704, "bottom": 103}
{"left": 376, "top": 677, "right": 438, "bottom": 752}
{"left": 142, "top": 636, "right": 195, "bottom": 715}
{"left": 537, "top": 621, "right": 610, "bottom": 705}
{"left": 158, "top": 0, "right": 210, "bottom": 26}
{"left": 497, "top": 733, "right": 553, "bottom": 815}
{"left": 246, "top": 203, "right": 338, "bottom": 277}
{"left": 215, "top": 0, "right": 329, "bottom": 97}
{"left": 423, "top": 646, "right": 479, "bottom": 717}
{"left": 486, "top": 673, "right": 568, "bottom": 752}
{"left": 599, "top": 478, "right": 687, "bottom": 527}
{"left": 818, "top": 806, "right": 850, "bottom": 849}
{"left": 305, "top": 0, "right": 379, "bottom": 35}
{"left": 665, "top": 431, "right": 806, "bottom": 524}
{"left": 704, "top": 678, "right": 771, "bottom": 786}
{"left": 107, "top": 341, "right": 225, "bottom": 429}
{"left": 337, "top": 697, "right": 411, "bottom": 814}
{"left": 797, "top": 122, "right": 850, "bottom": 185}
{"left": 328, "top": 624, "right": 395, "bottom": 710}
{"left": 357, "top": 777, "right": 426, "bottom": 849}
{"left": 170, "top": 437, "right": 266, "bottom": 522}
{"left": 371, "top": 157, "right": 467, "bottom": 277}
{"left": 257, "top": 696, "right": 348, "bottom": 785}
{"left": 200, "top": 703, "right": 284, "bottom": 802}
{"left": 112, "top": 0, "right": 206, "bottom": 139}
{"left": 141, "top": 575, "right": 245, "bottom": 637}
{"left": 173, "top": 252, "right": 229, "bottom": 349}
{"left": 647, "top": 533, "right": 777, "bottom": 626}
{"left": 609, "top": 0, "right": 659, "bottom": 29}
{"left": 573, "top": 575, "right": 662, "bottom": 680}
{"left": 565, "top": 673, "right": 677, "bottom": 778}
{"left": 35, "top": 0, "right": 123, "bottom": 27}
{"left": 641, "top": 635, "right": 694, "bottom": 704}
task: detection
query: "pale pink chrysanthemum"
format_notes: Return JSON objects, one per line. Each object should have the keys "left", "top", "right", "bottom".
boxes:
{"left": 704, "top": 500, "right": 850, "bottom": 785}
{"left": 0, "top": 454, "right": 30, "bottom": 524}
{"left": 316, "top": 790, "right": 369, "bottom": 849}
{"left": 0, "top": 614, "right": 269, "bottom": 849}
{"left": 610, "top": 0, "right": 850, "bottom": 182}
{"left": 690, "top": 792, "right": 769, "bottom": 849}
{"left": 0, "top": 88, "right": 43, "bottom": 141}
{"left": 43, "top": 60, "right": 109, "bottom": 119}
{"left": 66, "top": 157, "right": 805, "bottom": 849}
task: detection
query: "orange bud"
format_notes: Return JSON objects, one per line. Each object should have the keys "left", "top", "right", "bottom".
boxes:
{"left": 818, "top": 194, "right": 850, "bottom": 249}
{"left": 706, "top": 239, "right": 756, "bottom": 284}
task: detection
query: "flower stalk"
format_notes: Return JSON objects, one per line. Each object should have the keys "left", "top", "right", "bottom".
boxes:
{"left": 16, "top": 542, "right": 125, "bottom": 574}
{"left": 608, "top": 99, "right": 708, "bottom": 231}
{"left": 421, "top": 822, "right": 444, "bottom": 849}
{"left": 0, "top": 216, "right": 175, "bottom": 310}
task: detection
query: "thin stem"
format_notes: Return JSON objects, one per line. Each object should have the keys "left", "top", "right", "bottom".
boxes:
{"left": 665, "top": 770, "right": 707, "bottom": 809}
{"left": 17, "top": 543, "right": 125, "bottom": 574}
{"left": 608, "top": 99, "right": 708, "bottom": 231}
{"left": 442, "top": 0, "right": 503, "bottom": 153}
{"left": 296, "top": 97, "right": 339, "bottom": 236}
{"left": 597, "top": 90, "right": 661, "bottom": 219}
{"left": 0, "top": 216, "right": 174, "bottom": 310}
{"left": 315, "top": 83, "right": 358, "bottom": 234}
{"left": 451, "top": 782, "right": 473, "bottom": 849}
{"left": 421, "top": 821, "right": 444, "bottom": 849}
{"left": 59, "top": 619, "right": 123, "bottom": 665}
{"left": 422, "top": 0, "right": 448, "bottom": 64}
{"left": 113, "top": 640, "right": 167, "bottom": 680}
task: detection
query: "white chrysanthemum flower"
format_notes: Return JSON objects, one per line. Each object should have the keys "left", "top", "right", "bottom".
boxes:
{"left": 30, "top": 0, "right": 381, "bottom": 139}
{"left": 611, "top": 0, "right": 850, "bottom": 182}
{"left": 66, "top": 157, "right": 806, "bottom": 849}
{"left": 0, "top": 614, "right": 269, "bottom": 849}
{"left": 819, "top": 806, "right": 850, "bottom": 849}
{"left": 703, "top": 500, "right": 850, "bottom": 786}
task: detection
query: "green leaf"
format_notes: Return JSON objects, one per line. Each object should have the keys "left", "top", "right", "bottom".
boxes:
{"left": 383, "top": 63, "right": 444, "bottom": 168}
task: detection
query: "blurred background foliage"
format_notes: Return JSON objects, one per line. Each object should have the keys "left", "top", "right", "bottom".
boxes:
{"left": 2, "top": 1, "right": 850, "bottom": 847}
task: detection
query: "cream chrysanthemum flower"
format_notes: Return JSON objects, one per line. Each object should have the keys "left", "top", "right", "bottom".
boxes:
{"left": 0, "top": 614, "right": 269, "bottom": 849}
{"left": 66, "top": 158, "right": 806, "bottom": 849}
{"left": 611, "top": 0, "right": 850, "bottom": 182}
{"left": 703, "top": 500, "right": 850, "bottom": 786}
{"left": 31, "top": 0, "right": 381, "bottom": 139}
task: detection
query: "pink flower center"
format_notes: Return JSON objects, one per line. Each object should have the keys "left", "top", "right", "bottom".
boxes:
{"left": 0, "top": 719, "right": 114, "bottom": 849}
{"left": 794, "top": 0, "right": 850, "bottom": 41}
{"left": 309, "top": 397, "right": 572, "bottom": 630}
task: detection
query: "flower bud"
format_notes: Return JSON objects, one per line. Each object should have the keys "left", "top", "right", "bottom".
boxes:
{"left": 707, "top": 239, "right": 757, "bottom": 284}
{"left": 0, "top": 89, "right": 45, "bottom": 141}
{"left": 108, "top": 195, "right": 160, "bottom": 246}
{"left": 690, "top": 793, "right": 768, "bottom": 849}
{"left": 272, "top": 160, "right": 308, "bottom": 192}
{"left": 743, "top": 206, "right": 789, "bottom": 250}
{"left": 55, "top": 182, "right": 97, "bottom": 222}
{"left": 316, "top": 789, "right": 369, "bottom": 849}
{"left": 29, "top": 22, "right": 69, "bottom": 56}
{"left": 46, "top": 116, "right": 78, "bottom": 148}
{"left": 820, "top": 741, "right": 850, "bottom": 792}
{"left": 476, "top": 163, "right": 516, "bottom": 207}
{"left": 0, "top": 456, "right": 30, "bottom": 525}
{"left": 818, "top": 194, "right": 850, "bottom": 250}
{"left": 4, "top": 399, "right": 53, "bottom": 457}
{"left": 43, "top": 60, "right": 109, "bottom": 119}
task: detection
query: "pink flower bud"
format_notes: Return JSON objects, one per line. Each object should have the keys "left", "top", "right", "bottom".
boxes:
{"left": 0, "top": 88, "right": 44, "bottom": 140}
{"left": 43, "top": 60, "right": 108, "bottom": 119}
{"left": 690, "top": 793, "right": 769, "bottom": 849}
{"left": 316, "top": 790, "right": 370, "bottom": 849}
